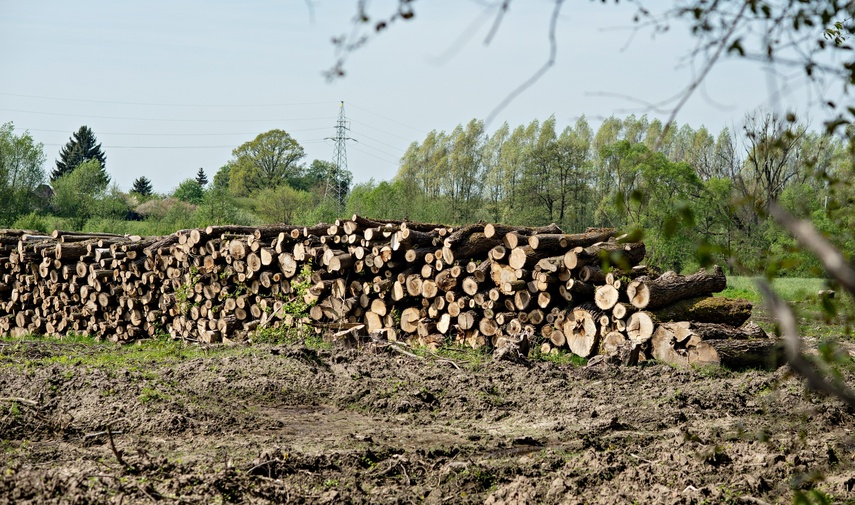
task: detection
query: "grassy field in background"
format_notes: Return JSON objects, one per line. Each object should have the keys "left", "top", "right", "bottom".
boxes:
{"left": 722, "top": 276, "right": 854, "bottom": 339}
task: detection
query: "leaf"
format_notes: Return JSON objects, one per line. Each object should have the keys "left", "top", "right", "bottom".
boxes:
{"left": 662, "top": 216, "right": 678, "bottom": 239}
{"left": 727, "top": 40, "right": 745, "bottom": 56}
{"left": 619, "top": 228, "right": 645, "bottom": 243}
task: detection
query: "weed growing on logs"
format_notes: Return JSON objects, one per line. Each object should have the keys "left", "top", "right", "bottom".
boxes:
{"left": 254, "top": 265, "right": 322, "bottom": 347}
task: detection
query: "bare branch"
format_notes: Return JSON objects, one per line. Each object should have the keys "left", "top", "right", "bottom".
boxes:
{"left": 655, "top": 0, "right": 750, "bottom": 151}
{"left": 484, "top": 0, "right": 511, "bottom": 45}
{"left": 485, "top": 0, "right": 565, "bottom": 127}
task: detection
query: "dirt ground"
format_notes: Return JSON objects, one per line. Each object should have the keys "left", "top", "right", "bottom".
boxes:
{"left": 1, "top": 337, "right": 854, "bottom": 505}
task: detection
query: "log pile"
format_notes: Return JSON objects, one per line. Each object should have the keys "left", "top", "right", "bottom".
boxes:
{"left": 0, "top": 217, "right": 779, "bottom": 369}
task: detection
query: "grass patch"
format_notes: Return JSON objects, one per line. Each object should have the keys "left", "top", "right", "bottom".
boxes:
{"left": 0, "top": 333, "right": 258, "bottom": 371}
{"left": 723, "top": 277, "right": 854, "bottom": 339}
{"left": 530, "top": 347, "right": 587, "bottom": 366}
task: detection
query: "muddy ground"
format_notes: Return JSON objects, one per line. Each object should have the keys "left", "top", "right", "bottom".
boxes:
{"left": 0, "top": 337, "right": 854, "bottom": 505}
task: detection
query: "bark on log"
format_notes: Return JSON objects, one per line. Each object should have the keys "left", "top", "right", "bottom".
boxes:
{"left": 627, "top": 266, "right": 727, "bottom": 310}
{"left": 652, "top": 296, "right": 752, "bottom": 327}
{"left": 528, "top": 228, "right": 617, "bottom": 251}
{"left": 483, "top": 223, "right": 563, "bottom": 240}
{"left": 564, "top": 240, "right": 646, "bottom": 270}
{"left": 685, "top": 321, "right": 769, "bottom": 340}
{"left": 705, "top": 338, "right": 784, "bottom": 370}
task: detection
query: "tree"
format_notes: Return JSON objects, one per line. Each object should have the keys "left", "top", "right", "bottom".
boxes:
{"left": 295, "top": 159, "right": 353, "bottom": 204}
{"left": 254, "top": 184, "right": 312, "bottom": 224}
{"left": 172, "top": 179, "right": 205, "bottom": 205}
{"left": 131, "top": 176, "right": 153, "bottom": 197}
{"left": 195, "top": 168, "right": 209, "bottom": 187}
{"left": 228, "top": 130, "right": 306, "bottom": 196}
{"left": 445, "top": 119, "right": 485, "bottom": 222}
{"left": 0, "top": 122, "right": 47, "bottom": 224}
{"left": 53, "top": 126, "right": 107, "bottom": 182}
{"left": 51, "top": 159, "right": 110, "bottom": 229}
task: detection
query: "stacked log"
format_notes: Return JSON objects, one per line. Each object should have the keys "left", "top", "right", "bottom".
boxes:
{"left": 0, "top": 217, "right": 778, "bottom": 369}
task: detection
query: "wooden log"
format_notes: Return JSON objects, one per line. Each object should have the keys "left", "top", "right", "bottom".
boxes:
{"left": 651, "top": 296, "right": 752, "bottom": 327}
{"left": 488, "top": 245, "right": 507, "bottom": 261}
{"left": 626, "top": 266, "right": 727, "bottom": 310}
{"left": 478, "top": 317, "right": 499, "bottom": 337}
{"left": 458, "top": 310, "right": 477, "bottom": 331}
{"left": 564, "top": 306, "right": 600, "bottom": 358}
{"left": 435, "top": 269, "right": 457, "bottom": 292}
{"left": 705, "top": 338, "right": 784, "bottom": 370}
{"left": 483, "top": 222, "right": 563, "bottom": 240}
{"left": 594, "top": 284, "right": 620, "bottom": 310}
{"left": 513, "top": 290, "right": 532, "bottom": 311}
{"left": 400, "top": 307, "right": 421, "bottom": 333}
{"left": 528, "top": 228, "right": 616, "bottom": 251}
{"left": 602, "top": 331, "right": 627, "bottom": 355}
{"left": 442, "top": 232, "right": 501, "bottom": 263}
{"left": 461, "top": 276, "right": 480, "bottom": 296}
{"left": 564, "top": 240, "right": 646, "bottom": 270}
{"left": 406, "top": 275, "right": 423, "bottom": 297}
{"left": 684, "top": 321, "right": 769, "bottom": 340}
{"left": 626, "top": 311, "right": 655, "bottom": 345}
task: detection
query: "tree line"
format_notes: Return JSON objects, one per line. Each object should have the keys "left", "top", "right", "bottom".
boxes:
{"left": 0, "top": 113, "right": 851, "bottom": 276}
{"left": 346, "top": 112, "right": 854, "bottom": 276}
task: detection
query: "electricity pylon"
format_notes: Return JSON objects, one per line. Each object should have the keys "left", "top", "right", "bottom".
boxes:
{"left": 325, "top": 101, "right": 355, "bottom": 211}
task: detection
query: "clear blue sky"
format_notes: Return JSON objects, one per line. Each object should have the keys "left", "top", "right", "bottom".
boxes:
{"left": 0, "top": 1, "right": 823, "bottom": 194}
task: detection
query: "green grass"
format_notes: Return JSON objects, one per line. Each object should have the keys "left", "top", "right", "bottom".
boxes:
{"left": 722, "top": 276, "right": 836, "bottom": 303}
{"left": 0, "top": 333, "right": 259, "bottom": 371}
{"left": 722, "top": 276, "right": 855, "bottom": 339}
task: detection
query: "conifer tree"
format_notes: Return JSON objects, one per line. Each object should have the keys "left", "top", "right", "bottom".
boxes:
{"left": 131, "top": 176, "right": 153, "bottom": 197}
{"left": 195, "top": 167, "right": 209, "bottom": 187}
{"left": 52, "top": 126, "right": 107, "bottom": 181}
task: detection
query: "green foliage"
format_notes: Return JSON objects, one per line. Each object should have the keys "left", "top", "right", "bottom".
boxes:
{"left": 722, "top": 276, "right": 855, "bottom": 338}
{"left": 11, "top": 212, "right": 50, "bottom": 233}
{"left": 531, "top": 347, "right": 587, "bottom": 366}
{"left": 172, "top": 178, "right": 205, "bottom": 205}
{"left": 254, "top": 184, "right": 313, "bottom": 224}
{"left": 52, "top": 126, "right": 107, "bottom": 182}
{"left": 298, "top": 159, "right": 353, "bottom": 203}
{"left": 228, "top": 129, "right": 306, "bottom": 196}
{"left": 194, "top": 167, "right": 208, "bottom": 187}
{"left": 0, "top": 122, "right": 47, "bottom": 225}
{"left": 254, "top": 265, "right": 319, "bottom": 345}
{"left": 51, "top": 159, "right": 114, "bottom": 229}
{"left": 131, "top": 176, "right": 153, "bottom": 197}
{"left": 0, "top": 333, "right": 256, "bottom": 372}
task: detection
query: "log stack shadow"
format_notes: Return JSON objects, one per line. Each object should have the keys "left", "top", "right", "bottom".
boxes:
{"left": 0, "top": 217, "right": 782, "bottom": 369}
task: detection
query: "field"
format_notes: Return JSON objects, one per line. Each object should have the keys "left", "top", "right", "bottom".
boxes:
{"left": 1, "top": 283, "right": 855, "bottom": 504}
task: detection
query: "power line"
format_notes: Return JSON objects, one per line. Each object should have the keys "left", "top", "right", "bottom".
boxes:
{"left": 24, "top": 127, "right": 332, "bottom": 136}
{"left": 0, "top": 108, "right": 335, "bottom": 123}
{"left": 347, "top": 103, "right": 429, "bottom": 134}
{"left": 41, "top": 144, "right": 236, "bottom": 149}
{"left": 353, "top": 140, "right": 405, "bottom": 160}
{"left": 349, "top": 118, "right": 421, "bottom": 142}
{"left": 0, "top": 91, "right": 331, "bottom": 108}
{"left": 349, "top": 145, "right": 400, "bottom": 165}
{"left": 354, "top": 131, "right": 408, "bottom": 153}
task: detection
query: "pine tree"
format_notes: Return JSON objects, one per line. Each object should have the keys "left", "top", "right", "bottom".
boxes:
{"left": 131, "top": 176, "right": 153, "bottom": 197}
{"left": 53, "top": 126, "right": 107, "bottom": 181}
{"left": 195, "top": 167, "right": 209, "bottom": 187}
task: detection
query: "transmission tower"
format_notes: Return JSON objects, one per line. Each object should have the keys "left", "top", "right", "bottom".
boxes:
{"left": 326, "top": 101, "right": 355, "bottom": 211}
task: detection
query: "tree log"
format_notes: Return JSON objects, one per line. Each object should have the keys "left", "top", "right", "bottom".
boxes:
{"left": 627, "top": 266, "right": 727, "bottom": 310}
{"left": 652, "top": 296, "right": 752, "bottom": 327}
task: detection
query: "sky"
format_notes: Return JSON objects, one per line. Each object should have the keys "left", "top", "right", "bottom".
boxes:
{"left": 0, "top": 0, "right": 829, "bottom": 194}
